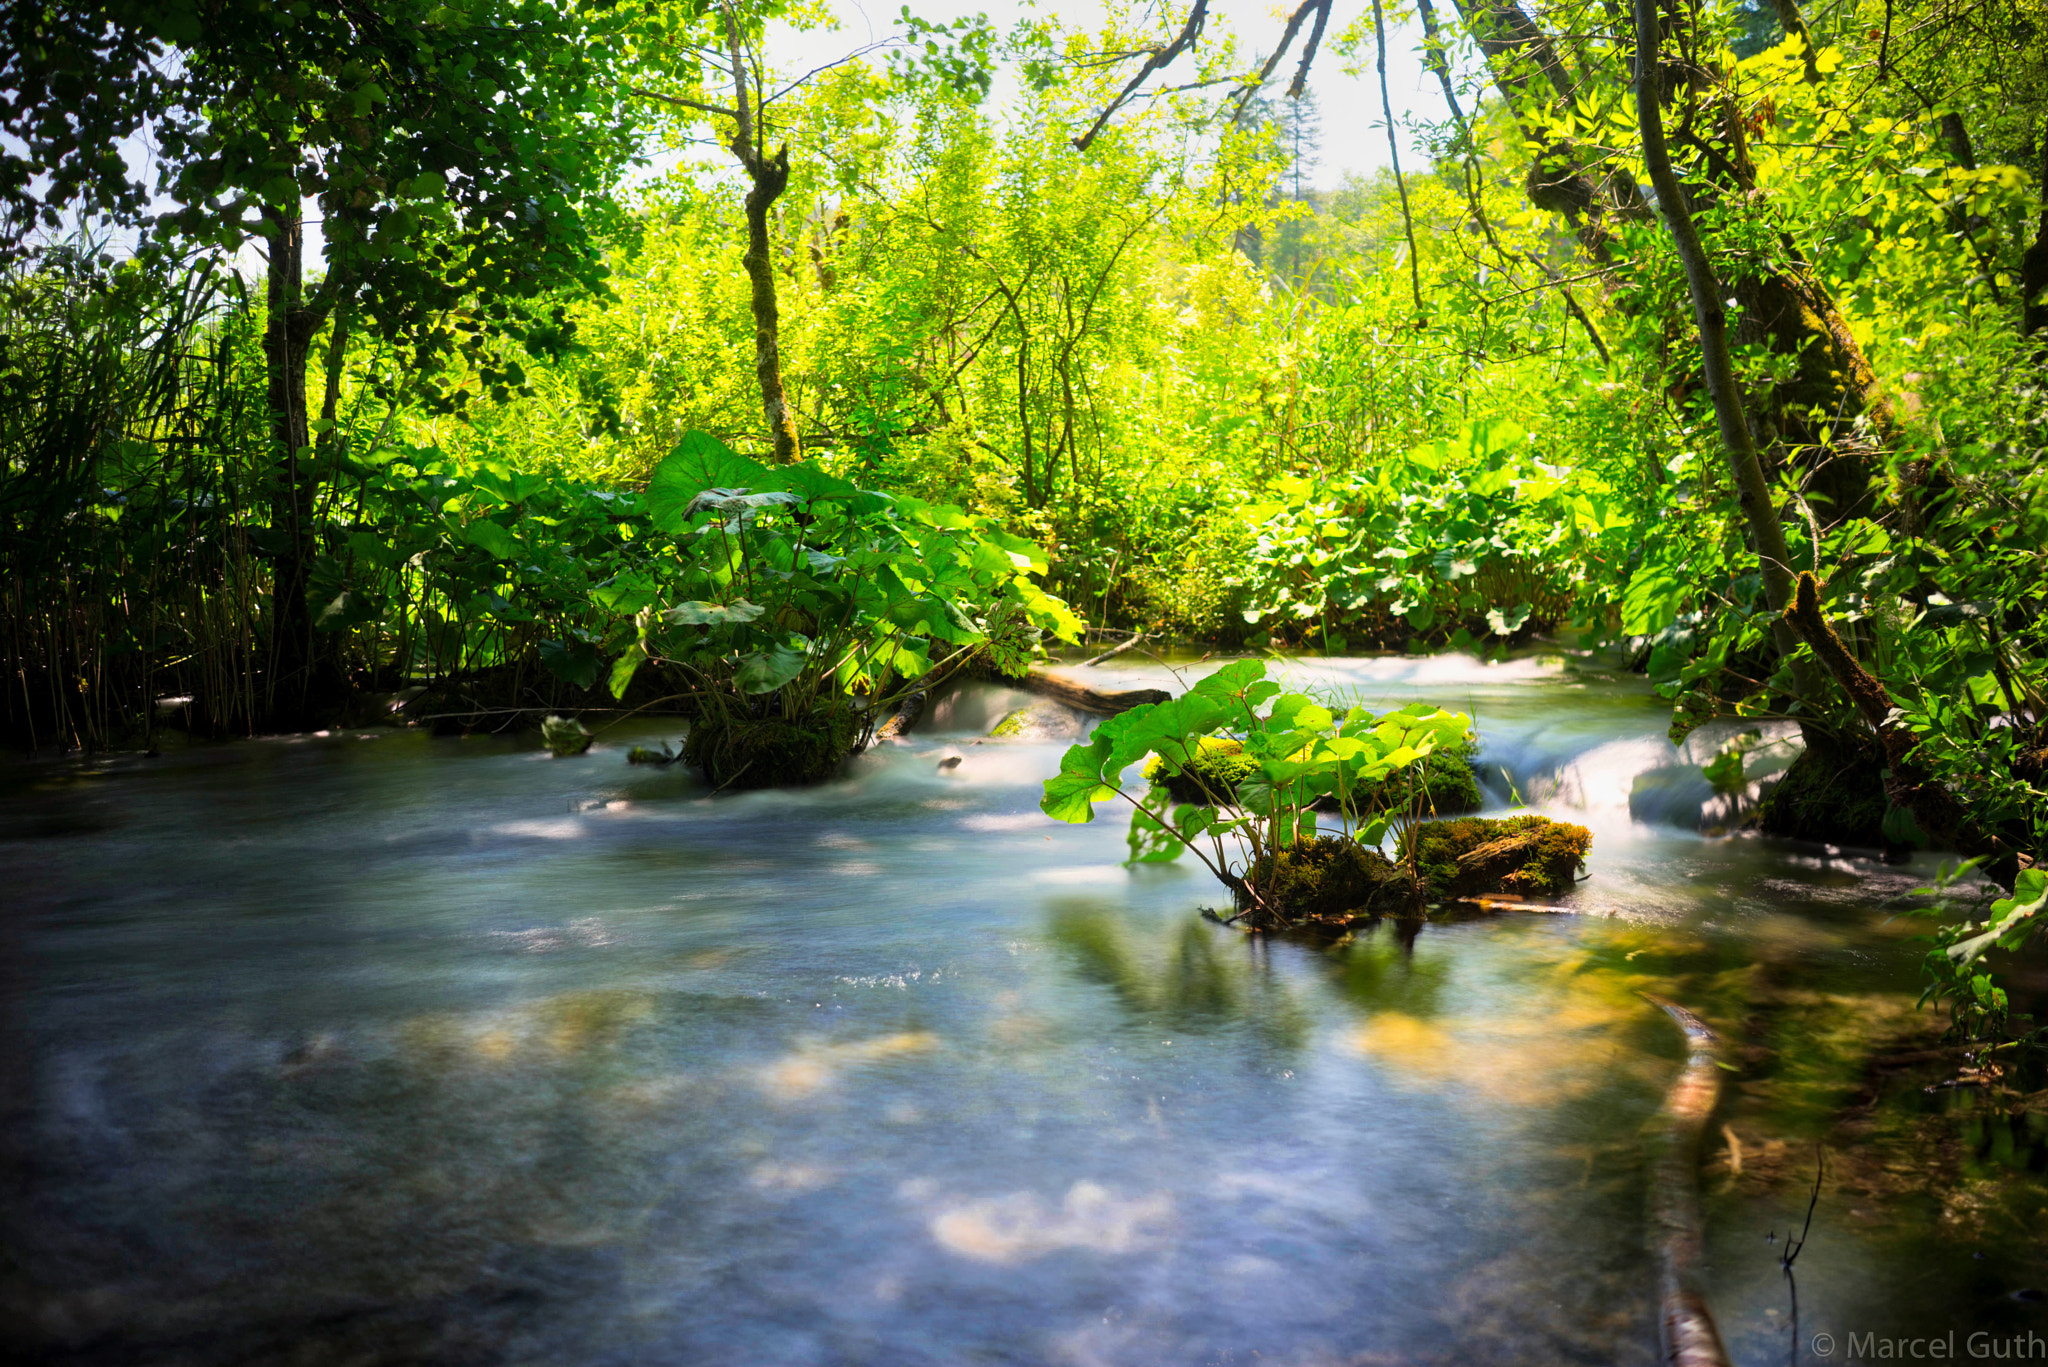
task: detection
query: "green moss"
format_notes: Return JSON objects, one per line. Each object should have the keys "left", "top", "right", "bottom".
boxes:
{"left": 1144, "top": 736, "right": 1259, "bottom": 805}
{"left": 1373, "top": 736, "right": 1484, "bottom": 815}
{"left": 1757, "top": 734, "right": 1887, "bottom": 847}
{"left": 1238, "top": 835, "right": 1420, "bottom": 927}
{"left": 1401, "top": 814, "right": 1592, "bottom": 900}
{"left": 683, "top": 710, "right": 856, "bottom": 789}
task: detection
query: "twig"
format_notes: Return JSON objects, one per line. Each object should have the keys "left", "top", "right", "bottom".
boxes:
{"left": 1080, "top": 631, "right": 1149, "bottom": 667}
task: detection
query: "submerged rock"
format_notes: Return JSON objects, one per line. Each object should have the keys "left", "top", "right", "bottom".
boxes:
{"left": 541, "top": 714, "right": 593, "bottom": 757}
{"left": 1403, "top": 814, "right": 1592, "bottom": 900}
{"left": 989, "top": 700, "right": 1090, "bottom": 741}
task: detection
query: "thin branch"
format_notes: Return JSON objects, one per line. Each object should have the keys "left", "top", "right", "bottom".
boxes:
{"left": 763, "top": 38, "right": 902, "bottom": 108}
{"left": 1072, "top": 0, "right": 1213, "bottom": 152}
{"left": 628, "top": 86, "right": 737, "bottom": 120}
{"left": 1372, "top": 0, "right": 1426, "bottom": 319}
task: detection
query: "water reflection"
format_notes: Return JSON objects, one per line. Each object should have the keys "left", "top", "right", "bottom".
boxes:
{"left": 1048, "top": 901, "right": 1310, "bottom": 1049}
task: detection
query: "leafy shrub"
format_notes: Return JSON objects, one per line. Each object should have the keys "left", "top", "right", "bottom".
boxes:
{"left": 607, "top": 432, "right": 1081, "bottom": 782}
{"left": 1042, "top": 658, "right": 1474, "bottom": 927}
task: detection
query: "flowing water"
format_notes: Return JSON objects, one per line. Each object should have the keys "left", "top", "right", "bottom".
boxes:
{"left": 3, "top": 652, "right": 2044, "bottom": 1366}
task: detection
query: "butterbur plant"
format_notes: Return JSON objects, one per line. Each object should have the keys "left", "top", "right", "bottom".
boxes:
{"left": 605, "top": 432, "right": 1080, "bottom": 787}
{"left": 1040, "top": 659, "right": 1473, "bottom": 922}
{"left": 1913, "top": 861, "right": 2048, "bottom": 1041}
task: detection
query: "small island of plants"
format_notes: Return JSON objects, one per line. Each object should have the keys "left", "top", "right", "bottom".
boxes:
{"left": 1040, "top": 659, "right": 1592, "bottom": 930}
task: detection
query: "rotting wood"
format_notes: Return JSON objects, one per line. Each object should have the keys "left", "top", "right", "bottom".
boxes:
{"left": 874, "top": 689, "right": 926, "bottom": 740}
{"left": 1015, "top": 666, "right": 1170, "bottom": 716}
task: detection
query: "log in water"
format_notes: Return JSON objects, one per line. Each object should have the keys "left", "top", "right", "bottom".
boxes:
{"left": 1645, "top": 997, "right": 1734, "bottom": 1367}
{"left": 1014, "top": 665, "right": 1170, "bottom": 715}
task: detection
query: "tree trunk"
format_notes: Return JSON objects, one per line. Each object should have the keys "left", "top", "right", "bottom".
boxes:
{"left": 261, "top": 196, "right": 324, "bottom": 726}
{"left": 724, "top": 10, "right": 800, "bottom": 465}
{"left": 1632, "top": 0, "right": 1816, "bottom": 709}
{"left": 1454, "top": 0, "right": 1896, "bottom": 519}
{"left": 741, "top": 152, "right": 799, "bottom": 464}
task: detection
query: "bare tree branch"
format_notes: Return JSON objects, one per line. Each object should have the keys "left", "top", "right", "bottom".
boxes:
{"left": 1072, "top": 0, "right": 1212, "bottom": 152}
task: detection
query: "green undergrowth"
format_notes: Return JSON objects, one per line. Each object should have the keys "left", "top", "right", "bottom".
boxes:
{"left": 1402, "top": 814, "right": 1592, "bottom": 900}
{"left": 1146, "top": 733, "right": 1484, "bottom": 815}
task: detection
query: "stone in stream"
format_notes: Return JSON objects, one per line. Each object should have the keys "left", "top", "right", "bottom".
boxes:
{"left": 541, "top": 714, "right": 593, "bottom": 757}
{"left": 988, "top": 700, "right": 1090, "bottom": 741}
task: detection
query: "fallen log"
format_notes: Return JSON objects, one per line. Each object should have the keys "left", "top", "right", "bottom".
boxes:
{"left": 1014, "top": 666, "right": 1170, "bottom": 716}
{"left": 874, "top": 689, "right": 927, "bottom": 740}
{"left": 1644, "top": 997, "right": 1734, "bottom": 1367}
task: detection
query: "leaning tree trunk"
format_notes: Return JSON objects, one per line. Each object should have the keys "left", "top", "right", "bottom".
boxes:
{"left": 1631, "top": 0, "right": 1816, "bottom": 710}
{"left": 1453, "top": 0, "right": 1896, "bottom": 519}
{"left": 261, "top": 194, "right": 325, "bottom": 727}
{"left": 740, "top": 151, "right": 800, "bottom": 464}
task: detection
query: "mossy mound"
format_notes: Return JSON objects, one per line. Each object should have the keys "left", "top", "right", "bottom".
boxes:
{"left": 1402, "top": 814, "right": 1592, "bottom": 900}
{"left": 1375, "top": 736, "right": 1484, "bottom": 815}
{"left": 683, "top": 711, "right": 855, "bottom": 789}
{"left": 1145, "top": 734, "right": 1483, "bottom": 814}
{"left": 990, "top": 702, "right": 1089, "bottom": 741}
{"left": 1238, "top": 836, "right": 1421, "bottom": 927}
{"left": 1757, "top": 733, "right": 1887, "bottom": 847}
{"left": 1144, "top": 736, "right": 1259, "bottom": 805}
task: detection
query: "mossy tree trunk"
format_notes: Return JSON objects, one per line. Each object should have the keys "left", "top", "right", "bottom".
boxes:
{"left": 1630, "top": 0, "right": 1815, "bottom": 707}
{"left": 260, "top": 193, "right": 332, "bottom": 727}
{"left": 724, "top": 10, "right": 800, "bottom": 465}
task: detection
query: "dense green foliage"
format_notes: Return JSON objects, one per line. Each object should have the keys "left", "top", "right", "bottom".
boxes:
{"left": 4, "top": 1, "right": 2047, "bottom": 1021}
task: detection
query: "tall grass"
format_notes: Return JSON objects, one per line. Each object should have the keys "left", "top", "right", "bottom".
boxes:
{"left": 0, "top": 246, "right": 272, "bottom": 751}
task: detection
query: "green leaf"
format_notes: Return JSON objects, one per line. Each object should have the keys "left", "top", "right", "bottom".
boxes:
{"left": 664, "top": 599, "right": 765, "bottom": 626}
{"left": 645, "top": 431, "right": 775, "bottom": 532}
{"left": 608, "top": 642, "right": 648, "bottom": 700}
{"left": 735, "top": 645, "right": 807, "bottom": 694}
{"left": 1702, "top": 748, "right": 1745, "bottom": 793}
{"left": 540, "top": 637, "right": 600, "bottom": 689}
{"left": 463, "top": 519, "right": 519, "bottom": 560}
{"left": 1882, "top": 803, "right": 1928, "bottom": 849}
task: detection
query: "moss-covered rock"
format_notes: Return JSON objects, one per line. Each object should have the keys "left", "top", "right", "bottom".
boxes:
{"left": 1402, "top": 814, "right": 1592, "bottom": 900}
{"left": 1238, "top": 836, "right": 1421, "bottom": 927}
{"left": 1145, "top": 734, "right": 1484, "bottom": 814}
{"left": 1143, "top": 736, "right": 1259, "bottom": 805}
{"left": 683, "top": 711, "right": 856, "bottom": 789}
{"left": 1757, "top": 733, "right": 1887, "bottom": 847}
{"left": 541, "top": 714, "right": 593, "bottom": 757}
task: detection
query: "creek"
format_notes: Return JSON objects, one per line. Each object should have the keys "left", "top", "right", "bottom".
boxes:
{"left": 2, "top": 652, "right": 2043, "bottom": 1365}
